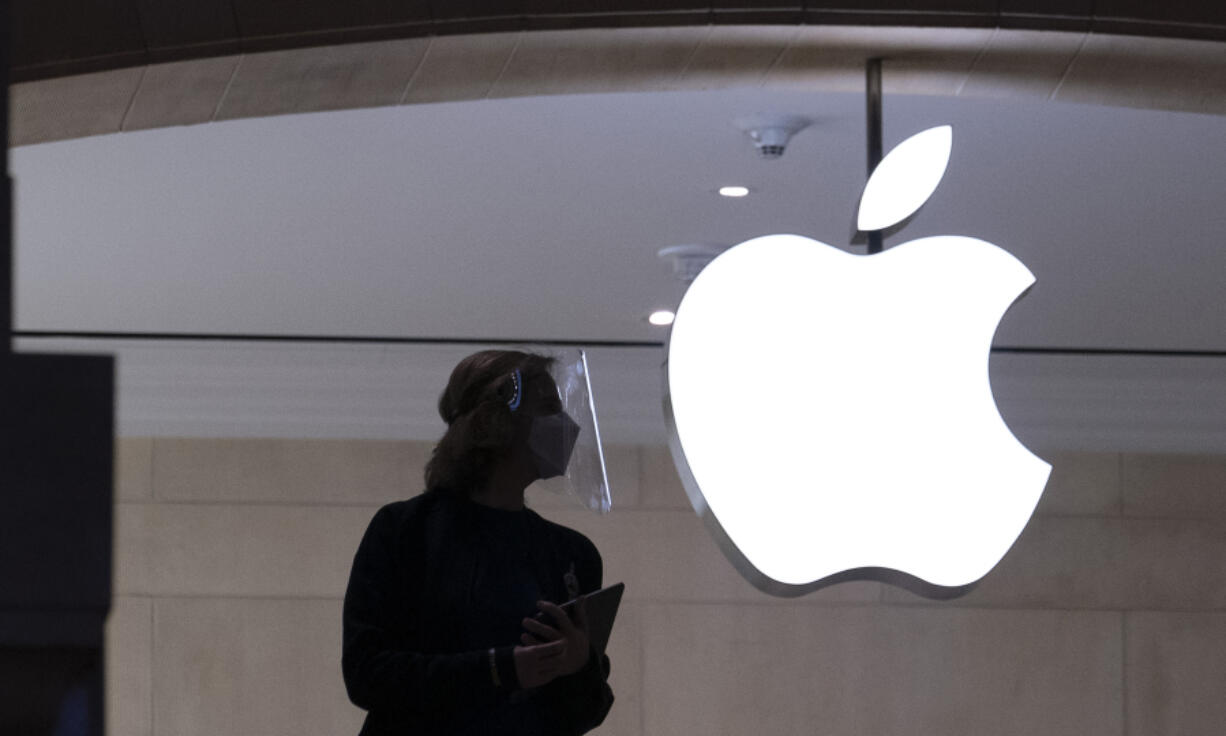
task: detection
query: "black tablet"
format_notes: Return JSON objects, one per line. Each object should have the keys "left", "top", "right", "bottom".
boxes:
{"left": 535, "top": 582, "right": 625, "bottom": 654}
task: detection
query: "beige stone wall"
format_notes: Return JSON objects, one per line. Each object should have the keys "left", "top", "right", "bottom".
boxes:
{"left": 108, "top": 439, "right": 1226, "bottom": 735}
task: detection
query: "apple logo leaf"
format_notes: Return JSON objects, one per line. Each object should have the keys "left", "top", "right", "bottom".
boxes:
{"left": 856, "top": 125, "right": 953, "bottom": 233}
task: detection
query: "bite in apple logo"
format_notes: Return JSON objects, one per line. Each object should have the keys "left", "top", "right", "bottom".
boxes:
{"left": 663, "top": 125, "right": 1051, "bottom": 599}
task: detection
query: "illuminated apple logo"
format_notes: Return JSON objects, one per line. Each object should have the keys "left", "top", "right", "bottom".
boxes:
{"left": 664, "top": 126, "right": 1051, "bottom": 598}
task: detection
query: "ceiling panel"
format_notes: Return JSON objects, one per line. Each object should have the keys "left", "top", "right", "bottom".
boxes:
{"left": 11, "top": 88, "right": 1226, "bottom": 354}
{"left": 135, "top": 0, "right": 240, "bottom": 60}
{"left": 231, "top": 0, "right": 432, "bottom": 39}
{"left": 11, "top": 0, "right": 146, "bottom": 77}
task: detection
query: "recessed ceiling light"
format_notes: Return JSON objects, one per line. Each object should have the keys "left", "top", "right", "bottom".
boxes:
{"left": 648, "top": 310, "right": 676, "bottom": 326}
{"left": 718, "top": 186, "right": 750, "bottom": 198}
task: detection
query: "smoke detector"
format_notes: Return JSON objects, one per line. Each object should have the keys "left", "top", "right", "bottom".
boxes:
{"left": 658, "top": 244, "right": 729, "bottom": 283}
{"left": 734, "top": 114, "right": 812, "bottom": 159}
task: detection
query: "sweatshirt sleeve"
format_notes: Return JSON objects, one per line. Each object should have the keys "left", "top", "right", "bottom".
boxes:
{"left": 341, "top": 505, "right": 520, "bottom": 717}
{"left": 538, "top": 534, "right": 615, "bottom": 735}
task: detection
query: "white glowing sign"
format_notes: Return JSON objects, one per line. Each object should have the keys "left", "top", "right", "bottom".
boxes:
{"left": 857, "top": 125, "right": 953, "bottom": 232}
{"left": 663, "top": 126, "right": 1051, "bottom": 597}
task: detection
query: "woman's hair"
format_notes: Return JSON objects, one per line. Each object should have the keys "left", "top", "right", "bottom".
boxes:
{"left": 423, "top": 349, "right": 556, "bottom": 494}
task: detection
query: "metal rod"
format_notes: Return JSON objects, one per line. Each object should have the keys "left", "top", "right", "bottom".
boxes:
{"left": 12, "top": 331, "right": 1226, "bottom": 359}
{"left": 988, "top": 346, "right": 1226, "bottom": 358}
{"left": 865, "top": 57, "right": 884, "bottom": 255}
{"left": 12, "top": 330, "right": 666, "bottom": 349}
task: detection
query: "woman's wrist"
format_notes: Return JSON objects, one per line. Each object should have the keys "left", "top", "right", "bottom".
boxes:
{"left": 491, "top": 646, "right": 520, "bottom": 690}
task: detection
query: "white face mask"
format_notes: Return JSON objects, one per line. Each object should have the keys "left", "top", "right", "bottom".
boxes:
{"left": 527, "top": 412, "right": 581, "bottom": 480}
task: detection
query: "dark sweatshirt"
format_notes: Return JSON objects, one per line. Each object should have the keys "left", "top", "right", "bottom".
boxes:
{"left": 342, "top": 490, "right": 614, "bottom": 735}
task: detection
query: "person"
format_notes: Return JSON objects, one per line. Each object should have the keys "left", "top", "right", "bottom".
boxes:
{"left": 342, "top": 350, "right": 614, "bottom": 735}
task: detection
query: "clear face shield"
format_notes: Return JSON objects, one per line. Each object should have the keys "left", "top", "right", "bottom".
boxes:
{"left": 512, "top": 348, "right": 611, "bottom": 514}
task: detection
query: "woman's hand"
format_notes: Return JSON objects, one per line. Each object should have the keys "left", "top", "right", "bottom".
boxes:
{"left": 520, "top": 600, "right": 591, "bottom": 678}
{"left": 513, "top": 638, "right": 567, "bottom": 689}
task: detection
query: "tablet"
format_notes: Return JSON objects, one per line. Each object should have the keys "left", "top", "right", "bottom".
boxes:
{"left": 535, "top": 582, "right": 625, "bottom": 654}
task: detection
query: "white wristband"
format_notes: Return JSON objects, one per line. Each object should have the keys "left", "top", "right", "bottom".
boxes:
{"left": 488, "top": 647, "right": 501, "bottom": 688}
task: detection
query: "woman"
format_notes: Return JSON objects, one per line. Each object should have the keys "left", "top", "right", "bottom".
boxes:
{"left": 342, "top": 350, "right": 614, "bottom": 735}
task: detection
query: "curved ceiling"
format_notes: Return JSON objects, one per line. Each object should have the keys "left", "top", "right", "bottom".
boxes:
{"left": 14, "top": 87, "right": 1226, "bottom": 352}
{"left": 15, "top": 23, "right": 1226, "bottom": 151}
{"left": 9, "top": 16, "right": 1226, "bottom": 450}
{"left": 13, "top": 87, "right": 1226, "bottom": 448}
{"left": 12, "top": 0, "right": 1226, "bottom": 83}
